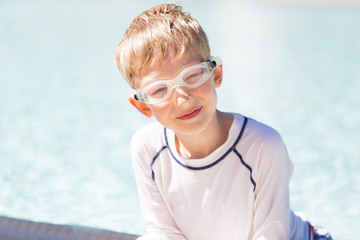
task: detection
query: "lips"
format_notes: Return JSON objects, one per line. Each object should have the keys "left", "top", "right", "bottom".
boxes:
{"left": 176, "top": 106, "right": 203, "bottom": 120}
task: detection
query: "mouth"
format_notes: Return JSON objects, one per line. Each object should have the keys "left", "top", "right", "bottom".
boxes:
{"left": 176, "top": 106, "right": 203, "bottom": 120}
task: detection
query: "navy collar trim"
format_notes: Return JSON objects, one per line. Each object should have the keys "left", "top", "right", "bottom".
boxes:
{"left": 164, "top": 116, "right": 248, "bottom": 170}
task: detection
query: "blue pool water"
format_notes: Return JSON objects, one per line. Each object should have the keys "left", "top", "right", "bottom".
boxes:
{"left": 0, "top": 1, "right": 359, "bottom": 239}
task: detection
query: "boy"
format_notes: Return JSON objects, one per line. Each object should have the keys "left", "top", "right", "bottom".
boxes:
{"left": 115, "top": 3, "right": 332, "bottom": 240}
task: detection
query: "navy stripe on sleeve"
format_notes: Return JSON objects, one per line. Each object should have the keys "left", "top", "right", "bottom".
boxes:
{"left": 150, "top": 145, "right": 168, "bottom": 181}
{"left": 233, "top": 148, "right": 256, "bottom": 192}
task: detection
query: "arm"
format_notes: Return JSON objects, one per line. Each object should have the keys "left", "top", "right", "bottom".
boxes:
{"left": 251, "top": 130, "right": 294, "bottom": 240}
{"left": 131, "top": 132, "right": 186, "bottom": 240}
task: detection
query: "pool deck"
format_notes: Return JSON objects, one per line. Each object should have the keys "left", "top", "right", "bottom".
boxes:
{"left": 258, "top": 0, "right": 360, "bottom": 5}
{"left": 0, "top": 216, "right": 139, "bottom": 240}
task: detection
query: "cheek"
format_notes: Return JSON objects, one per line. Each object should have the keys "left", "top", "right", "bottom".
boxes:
{"left": 149, "top": 102, "right": 171, "bottom": 119}
{"left": 195, "top": 79, "right": 218, "bottom": 100}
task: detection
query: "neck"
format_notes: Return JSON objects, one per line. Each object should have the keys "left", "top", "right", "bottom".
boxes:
{"left": 174, "top": 110, "right": 233, "bottom": 159}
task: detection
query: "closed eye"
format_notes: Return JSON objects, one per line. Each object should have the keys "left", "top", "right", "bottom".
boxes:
{"left": 148, "top": 87, "right": 167, "bottom": 98}
{"left": 184, "top": 71, "right": 204, "bottom": 84}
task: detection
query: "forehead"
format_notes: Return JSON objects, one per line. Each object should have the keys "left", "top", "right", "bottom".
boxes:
{"left": 134, "top": 55, "right": 203, "bottom": 89}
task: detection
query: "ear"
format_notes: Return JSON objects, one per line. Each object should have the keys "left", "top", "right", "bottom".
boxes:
{"left": 129, "top": 97, "right": 154, "bottom": 118}
{"left": 213, "top": 65, "right": 223, "bottom": 88}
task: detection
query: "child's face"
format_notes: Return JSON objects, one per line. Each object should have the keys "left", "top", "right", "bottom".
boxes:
{"left": 132, "top": 55, "right": 223, "bottom": 137}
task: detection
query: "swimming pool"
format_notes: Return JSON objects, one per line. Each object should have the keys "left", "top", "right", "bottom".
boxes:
{"left": 0, "top": 0, "right": 359, "bottom": 239}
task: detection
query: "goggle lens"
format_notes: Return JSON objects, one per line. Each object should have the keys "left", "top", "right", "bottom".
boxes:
{"left": 147, "top": 84, "right": 169, "bottom": 99}
{"left": 183, "top": 67, "right": 206, "bottom": 85}
{"left": 145, "top": 67, "right": 207, "bottom": 100}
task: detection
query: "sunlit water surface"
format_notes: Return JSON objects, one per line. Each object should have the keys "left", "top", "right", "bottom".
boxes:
{"left": 0, "top": 1, "right": 359, "bottom": 239}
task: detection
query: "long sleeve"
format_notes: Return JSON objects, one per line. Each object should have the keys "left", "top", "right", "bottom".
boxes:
{"left": 251, "top": 129, "right": 294, "bottom": 240}
{"left": 130, "top": 128, "right": 186, "bottom": 240}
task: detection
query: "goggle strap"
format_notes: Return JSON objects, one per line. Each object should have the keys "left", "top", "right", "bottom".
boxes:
{"left": 129, "top": 89, "right": 143, "bottom": 102}
{"left": 208, "top": 56, "right": 223, "bottom": 69}
{"left": 206, "top": 59, "right": 216, "bottom": 69}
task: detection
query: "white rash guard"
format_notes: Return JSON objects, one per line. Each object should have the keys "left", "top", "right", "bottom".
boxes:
{"left": 131, "top": 113, "right": 310, "bottom": 240}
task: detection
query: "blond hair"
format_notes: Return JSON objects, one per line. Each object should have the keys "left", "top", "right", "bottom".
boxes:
{"left": 115, "top": 4, "right": 210, "bottom": 88}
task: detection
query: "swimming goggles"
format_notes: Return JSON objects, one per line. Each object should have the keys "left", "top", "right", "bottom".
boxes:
{"left": 130, "top": 56, "right": 223, "bottom": 104}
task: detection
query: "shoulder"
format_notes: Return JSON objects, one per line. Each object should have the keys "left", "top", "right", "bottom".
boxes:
{"left": 241, "top": 117, "right": 293, "bottom": 171}
{"left": 243, "top": 117, "right": 284, "bottom": 149}
{"left": 130, "top": 121, "right": 165, "bottom": 155}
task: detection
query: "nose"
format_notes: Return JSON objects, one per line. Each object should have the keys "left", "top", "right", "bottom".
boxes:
{"left": 172, "top": 86, "right": 192, "bottom": 106}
